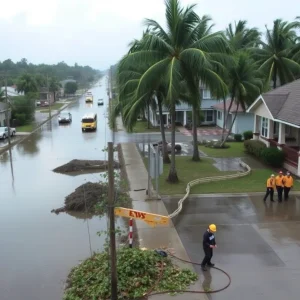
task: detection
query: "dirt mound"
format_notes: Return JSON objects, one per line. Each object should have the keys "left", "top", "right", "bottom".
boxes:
{"left": 51, "top": 182, "right": 129, "bottom": 215}
{"left": 53, "top": 159, "right": 120, "bottom": 174}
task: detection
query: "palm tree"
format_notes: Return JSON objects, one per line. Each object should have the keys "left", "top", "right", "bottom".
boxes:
{"left": 119, "top": 0, "right": 229, "bottom": 182}
{"left": 16, "top": 73, "right": 38, "bottom": 94}
{"left": 256, "top": 18, "right": 300, "bottom": 89}
{"left": 220, "top": 51, "right": 263, "bottom": 146}
{"left": 226, "top": 20, "right": 261, "bottom": 51}
{"left": 116, "top": 56, "right": 171, "bottom": 163}
{"left": 220, "top": 20, "right": 261, "bottom": 141}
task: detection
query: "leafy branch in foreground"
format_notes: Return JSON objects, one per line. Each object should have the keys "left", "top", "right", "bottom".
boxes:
{"left": 63, "top": 247, "right": 198, "bottom": 300}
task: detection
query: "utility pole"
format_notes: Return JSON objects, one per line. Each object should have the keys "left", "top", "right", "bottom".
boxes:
{"left": 47, "top": 75, "right": 52, "bottom": 120}
{"left": 108, "top": 142, "right": 118, "bottom": 300}
{"left": 5, "top": 74, "right": 11, "bottom": 146}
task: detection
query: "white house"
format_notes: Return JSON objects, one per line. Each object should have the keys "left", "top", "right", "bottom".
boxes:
{"left": 213, "top": 99, "right": 254, "bottom": 134}
{"left": 0, "top": 102, "right": 9, "bottom": 127}
{"left": 247, "top": 78, "right": 300, "bottom": 175}
{"left": 0, "top": 86, "right": 24, "bottom": 97}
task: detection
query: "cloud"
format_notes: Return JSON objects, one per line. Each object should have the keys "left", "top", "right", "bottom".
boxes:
{"left": 0, "top": 0, "right": 59, "bottom": 25}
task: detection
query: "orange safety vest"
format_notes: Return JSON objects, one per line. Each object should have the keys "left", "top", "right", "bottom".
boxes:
{"left": 267, "top": 178, "right": 275, "bottom": 188}
{"left": 275, "top": 176, "right": 284, "bottom": 187}
{"left": 283, "top": 176, "right": 293, "bottom": 188}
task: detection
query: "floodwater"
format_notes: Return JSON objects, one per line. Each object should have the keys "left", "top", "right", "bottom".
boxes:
{"left": 0, "top": 78, "right": 122, "bottom": 300}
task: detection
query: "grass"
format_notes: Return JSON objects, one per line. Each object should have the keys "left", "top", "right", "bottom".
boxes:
{"left": 147, "top": 156, "right": 235, "bottom": 195}
{"left": 38, "top": 103, "right": 65, "bottom": 113}
{"left": 16, "top": 123, "right": 35, "bottom": 132}
{"left": 199, "top": 142, "right": 247, "bottom": 158}
{"left": 146, "top": 156, "right": 300, "bottom": 195}
{"left": 131, "top": 120, "right": 178, "bottom": 133}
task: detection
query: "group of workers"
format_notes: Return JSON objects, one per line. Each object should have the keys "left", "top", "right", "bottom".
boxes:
{"left": 201, "top": 171, "right": 294, "bottom": 272}
{"left": 263, "top": 171, "right": 294, "bottom": 202}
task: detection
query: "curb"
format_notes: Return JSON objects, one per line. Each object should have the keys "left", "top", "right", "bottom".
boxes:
{"left": 0, "top": 95, "right": 82, "bottom": 155}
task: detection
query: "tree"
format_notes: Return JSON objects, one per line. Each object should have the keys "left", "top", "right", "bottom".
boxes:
{"left": 16, "top": 73, "right": 38, "bottom": 94}
{"left": 64, "top": 81, "right": 78, "bottom": 94}
{"left": 49, "top": 77, "right": 61, "bottom": 101}
{"left": 11, "top": 94, "right": 36, "bottom": 125}
{"left": 256, "top": 18, "right": 300, "bottom": 89}
{"left": 0, "top": 89, "right": 5, "bottom": 102}
{"left": 220, "top": 52, "right": 263, "bottom": 146}
{"left": 35, "top": 74, "right": 46, "bottom": 87}
{"left": 226, "top": 20, "right": 261, "bottom": 51}
{"left": 119, "top": 0, "right": 228, "bottom": 182}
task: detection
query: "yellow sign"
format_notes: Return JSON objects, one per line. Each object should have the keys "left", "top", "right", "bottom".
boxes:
{"left": 114, "top": 207, "right": 169, "bottom": 227}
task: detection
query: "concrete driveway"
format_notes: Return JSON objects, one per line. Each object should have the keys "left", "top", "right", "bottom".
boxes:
{"left": 163, "top": 195, "right": 300, "bottom": 300}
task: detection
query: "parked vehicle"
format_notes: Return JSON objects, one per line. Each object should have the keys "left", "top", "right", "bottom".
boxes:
{"left": 58, "top": 112, "right": 72, "bottom": 124}
{"left": 81, "top": 113, "right": 97, "bottom": 132}
{"left": 40, "top": 101, "right": 49, "bottom": 107}
{"left": 0, "top": 126, "right": 16, "bottom": 139}
{"left": 97, "top": 99, "right": 104, "bottom": 106}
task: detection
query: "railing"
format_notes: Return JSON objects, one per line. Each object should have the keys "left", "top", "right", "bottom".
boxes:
{"left": 281, "top": 145, "right": 299, "bottom": 166}
{"left": 168, "top": 161, "right": 251, "bottom": 219}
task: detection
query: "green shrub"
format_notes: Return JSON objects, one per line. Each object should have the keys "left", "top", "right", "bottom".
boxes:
{"left": 15, "top": 113, "right": 27, "bottom": 125}
{"left": 243, "top": 130, "right": 253, "bottom": 140}
{"left": 205, "top": 141, "right": 230, "bottom": 149}
{"left": 260, "top": 148, "right": 285, "bottom": 167}
{"left": 244, "top": 140, "right": 266, "bottom": 157}
{"left": 234, "top": 134, "right": 243, "bottom": 142}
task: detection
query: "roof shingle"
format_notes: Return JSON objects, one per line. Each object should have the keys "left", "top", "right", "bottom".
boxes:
{"left": 262, "top": 79, "right": 300, "bottom": 126}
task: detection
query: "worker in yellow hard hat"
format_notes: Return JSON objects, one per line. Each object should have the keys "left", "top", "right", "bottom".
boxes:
{"left": 201, "top": 224, "right": 217, "bottom": 271}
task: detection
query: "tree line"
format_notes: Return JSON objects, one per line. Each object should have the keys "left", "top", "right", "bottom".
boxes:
{"left": 0, "top": 59, "right": 101, "bottom": 88}
{"left": 113, "top": 0, "right": 300, "bottom": 183}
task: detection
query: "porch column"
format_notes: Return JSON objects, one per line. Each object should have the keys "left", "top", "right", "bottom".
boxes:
{"left": 253, "top": 115, "right": 260, "bottom": 140}
{"left": 166, "top": 114, "right": 169, "bottom": 126}
{"left": 183, "top": 111, "right": 187, "bottom": 126}
{"left": 298, "top": 152, "right": 300, "bottom": 176}
{"left": 278, "top": 123, "right": 286, "bottom": 145}
{"left": 268, "top": 119, "right": 274, "bottom": 139}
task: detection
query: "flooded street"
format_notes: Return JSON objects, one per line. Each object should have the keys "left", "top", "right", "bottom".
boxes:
{"left": 0, "top": 79, "right": 118, "bottom": 300}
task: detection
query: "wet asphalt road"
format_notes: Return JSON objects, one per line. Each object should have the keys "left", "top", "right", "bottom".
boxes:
{"left": 0, "top": 79, "right": 119, "bottom": 300}
{"left": 163, "top": 195, "right": 300, "bottom": 300}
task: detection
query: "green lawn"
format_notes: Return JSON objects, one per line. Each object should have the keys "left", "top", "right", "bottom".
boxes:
{"left": 39, "top": 103, "right": 65, "bottom": 113}
{"left": 16, "top": 124, "right": 35, "bottom": 132}
{"left": 199, "top": 142, "right": 247, "bottom": 158}
{"left": 147, "top": 156, "right": 300, "bottom": 195}
{"left": 131, "top": 120, "right": 178, "bottom": 133}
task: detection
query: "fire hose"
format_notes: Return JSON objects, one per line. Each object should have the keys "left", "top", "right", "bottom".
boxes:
{"left": 144, "top": 250, "right": 231, "bottom": 298}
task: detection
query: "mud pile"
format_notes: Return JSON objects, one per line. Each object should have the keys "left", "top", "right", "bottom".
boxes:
{"left": 51, "top": 182, "right": 128, "bottom": 215}
{"left": 53, "top": 159, "right": 120, "bottom": 174}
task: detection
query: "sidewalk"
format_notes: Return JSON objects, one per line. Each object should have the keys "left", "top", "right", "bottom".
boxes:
{"left": 121, "top": 142, "right": 208, "bottom": 300}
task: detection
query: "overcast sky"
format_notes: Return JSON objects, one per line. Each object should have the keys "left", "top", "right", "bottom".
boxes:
{"left": 0, "top": 0, "right": 297, "bottom": 70}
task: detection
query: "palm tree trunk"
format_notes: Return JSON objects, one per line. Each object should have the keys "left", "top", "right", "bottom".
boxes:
{"left": 167, "top": 103, "right": 178, "bottom": 183}
{"left": 158, "top": 99, "right": 170, "bottom": 164}
{"left": 221, "top": 97, "right": 226, "bottom": 142}
{"left": 273, "top": 66, "right": 277, "bottom": 89}
{"left": 192, "top": 105, "right": 200, "bottom": 161}
{"left": 223, "top": 96, "right": 234, "bottom": 138}
{"left": 147, "top": 102, "right": 150, "bottom": 129}
{"left": 221, "top": 102, "right": 240, "bottom": 146}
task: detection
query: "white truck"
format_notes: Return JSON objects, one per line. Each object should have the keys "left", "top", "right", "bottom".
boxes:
{"left": 0, "top": 126, "right": 16, "bottom": 139}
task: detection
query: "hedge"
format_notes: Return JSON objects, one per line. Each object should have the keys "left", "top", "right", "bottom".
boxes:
{"left": 244, "top": 140, "right": 266, "bottom": 157}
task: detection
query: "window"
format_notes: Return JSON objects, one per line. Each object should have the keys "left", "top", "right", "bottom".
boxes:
{"left": 202, "top": 89, "right": 211, "bottom": 99}
{"left": 206, "top": 110, "right": 213, "bottom": 122}
{"left": 261, "top": 117, "right": 268, "bottom": 137}
{"left": 217, "top": 111, "right": 222, "bottom": 120}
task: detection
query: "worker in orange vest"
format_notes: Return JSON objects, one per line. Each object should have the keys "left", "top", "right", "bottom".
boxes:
{"left": 283, "top": 172, "right": 293, "bottom": 201}
{"left": 275, "top": 171, "right": 284, "bottom": 202}
{"left": 263, "top": 174, "right": 275, "bottom": 202}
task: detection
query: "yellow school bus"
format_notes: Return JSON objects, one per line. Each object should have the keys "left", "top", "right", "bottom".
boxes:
{"left": 81, "top": 113, "right": 97, "bottom": 132}
{"left": 85, "top": 92, "right": 93, "bottom": 103}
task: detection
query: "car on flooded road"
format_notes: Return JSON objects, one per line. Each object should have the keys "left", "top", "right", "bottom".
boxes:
{"left": 97, "top": 99, "right": 104, "bottom": 106}
{"left": 58, "top": 112, "right": 72, "bottom": 124}
{"left": 81, "top": 113, "right": 97, "bottom": 132}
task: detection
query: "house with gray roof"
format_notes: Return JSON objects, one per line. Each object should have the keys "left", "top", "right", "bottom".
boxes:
{"left": 247, "top": 78, "right": 300, "bottom": 175}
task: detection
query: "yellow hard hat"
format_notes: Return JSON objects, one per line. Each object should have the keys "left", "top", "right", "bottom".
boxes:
{"left": 209, "top": 224, "right": 217, "bottom": 232}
